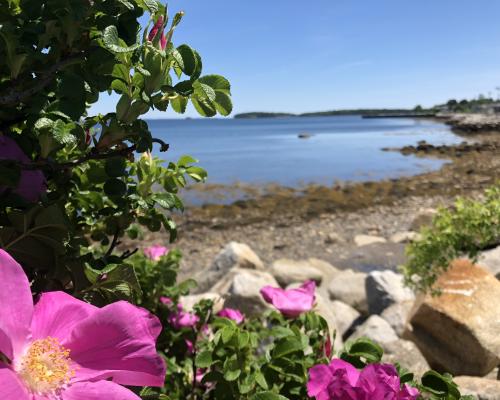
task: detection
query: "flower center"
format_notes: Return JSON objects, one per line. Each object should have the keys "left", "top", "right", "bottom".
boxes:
{"left": 17, "top": 337, "right": 75, "bottom": 395}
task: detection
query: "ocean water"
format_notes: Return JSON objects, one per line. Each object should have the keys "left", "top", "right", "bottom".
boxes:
{"left": 147, "top": 116, "right": 461, "bottom": 192}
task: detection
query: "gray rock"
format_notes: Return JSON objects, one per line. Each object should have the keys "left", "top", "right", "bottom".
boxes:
{"left": 270, "top": 259, "right": 324, "bottom": 287}
{"left": 380, "top": 300, "right": 414, "bottom": 336}
{"left": 410, "top": 208, "right": 437, "bottom": 231}
{"left": 454, "top": 377, "right": 500, "bottom": 400}
{"left": 195, "top": 242, "right": 264, "bottom": 292}
{"left": 478, "top": 246, "right": 500, "bottom": 279}
{"left": 354, "top": 234, "right": 387, "bottom": 247}
{"left": 349, "top": 315, "right": 398, "bottom": 344}
{"left": 179, "top": 293, "right": 225, "bottom": 313}
{"left": 382, "top": 339, "right": 430, "bottom": 378}
{"left": 406, "top": 260, "right": 500, "bottom": 376}
{"left": 328, "top": 269, "right": 368, "bottom": 314}
{"left": 389, "top": 231, "right": 421, "bottom": 244}
{"left": 219, "top": 269, "right": 278, "bottom": 316}
{"left": 366, "top": 270, "right": 415, "bottom": 315}
{"left": 325, "top": 232, "right": 343, "bottom": 244}
{"left": 330, "top": 300, "right": 361, "bottom": 337}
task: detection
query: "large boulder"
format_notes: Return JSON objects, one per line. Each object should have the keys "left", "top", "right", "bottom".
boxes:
{"left": 195, "top": 242, "right": 264, "bottom": 292}
{"left": 365, "top": 270, "right": 415, "bottom": 315}
{"left": 180, "top": 293, "right": 225, "bottom": 313}
{"left": 380, "top": 300, "right": 414, "bottom": 336}
{"left": 214, "top": 268, "right": 278, "bottom": 316}
{"left": 382, "top": 339, "right": 430, "bottom": 378}
{"left": 478, "top": 246, "right": 500, "bottom": 279}
{"left": 348, "top": 315, "right": 398, "bottom": 344}
{"left": 454, "top": 377, "right": 500, "bottom": 400}
{"left": 354, "top": 234, "right": 387, "bottom": 247}
{"left": 406, "top": 260, "right": 500, "bottom": 376}
{"left": 328, "top": 269, "right": 368, "bottom": 314}
{"left": 270, "top": 259, "right": 324, "bottom": 287}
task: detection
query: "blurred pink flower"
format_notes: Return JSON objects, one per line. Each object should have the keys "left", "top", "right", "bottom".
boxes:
{"left": 168, "top": 305, "right": 199, "bottom": 329}
{"left": 260, "top": 280, "right": 316, "bottom": 317}
{"left": 307, "top": 359, "right": 419, "bottom": 400}
{"left": 0, "top": 136, "right": 46, "bottom": 203}
{"left": 160, "top": 296, "right": 173, "bottom": 306}
{"left": 144, "top": 244, "right": 168, "bottom": 261}
{"left": 324, "top": 335, "right": 332, "bottom": 360}
{"left": 185, "top": 339, "right": 194, "bottom": 354}
{"left": 0, "top": 249, "right": 166, "bottom": 400}
{"left": 217, "top": 308, "right": 244, "bottom": 324}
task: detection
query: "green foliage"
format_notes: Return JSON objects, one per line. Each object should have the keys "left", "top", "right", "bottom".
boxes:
{"left": 0, "top": 0, "right": 231, "bottom": 297}
{"left": 402, "top": 185, "right": 500, "bottom": 292}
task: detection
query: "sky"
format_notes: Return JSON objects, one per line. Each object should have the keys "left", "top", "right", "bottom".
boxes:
{"left": 90, "top": 0, "right": 500, "bottom": 118}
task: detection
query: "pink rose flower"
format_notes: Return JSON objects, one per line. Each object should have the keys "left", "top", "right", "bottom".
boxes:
{"left": 0, "top": 249, "right": 166, "bottom": 400}
{"left": 260, "top": 280, "right": 316, "bottom": 318}
{"left": 168, "top": 305, "right": 199, "bottom": 329}
{"left": 217, "top": 308, "right": 245, "bottom": 324}
{"left": 307, "top": 359, "right": 420, "bottom": 400}
{"left": 144, "top": 245, "right": 168, "bottom": 261}
{"left": 0, "top": 136, "right": 46, "bottom": 203}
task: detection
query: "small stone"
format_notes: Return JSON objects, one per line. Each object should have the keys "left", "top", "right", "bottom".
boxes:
{"left": 330, "top": 300, "right": 361, "bottom": 337}
{"left": 410, "top": 208, "right": 437, "bottom": 231}
{"left": 325, "top": 232, "right": 343, "bottom": 244}
{"left": 328, "top": 269, "right": 368, "bottom": 314}
{"left": 219, "top": 269, "right": 279, "bottom": 316}
{"left": 348, "top": 315, "right": 399, "bottom": 344}
{"left": 380, "top": 300, "right": 414, "bottom": 336}
{"left": 366, "top": 270, "right": 415, "bottom": 315}
{"left": 354, "top": 235, "right": 387, "bottom": 247}
{"left": 478, "top": 245, "right": 500, "bottom": 279}
{"left": 453, "top": 377, "right": 500, "bottom": 400}
{"left": 382, "top": 339, "right": 430, "bottom": 378}
{"left": 195, "top": 242, "right": 264, "bottom": 292}
{"left": 389, "top": 231, "right": 421, "bottom": 244}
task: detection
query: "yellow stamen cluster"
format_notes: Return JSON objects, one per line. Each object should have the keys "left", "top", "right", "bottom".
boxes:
{"left": 17, "top": 337, "right": 75, "bottom": 395}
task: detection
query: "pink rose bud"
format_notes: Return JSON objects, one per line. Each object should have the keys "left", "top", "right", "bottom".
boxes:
{"left": 260, "top": 280, "right": 316, "bottom": 318}
{"left": 0, "top": 135, "right": 46, "bottom": 203}
{"left": 217, "top": 308, "right": 245, "bottom": 324}
{"left": 144, "top": 244, "right": 168, "bottom": 261}
{"left": 148, "top": 16, "right": 164, "bottom": 42}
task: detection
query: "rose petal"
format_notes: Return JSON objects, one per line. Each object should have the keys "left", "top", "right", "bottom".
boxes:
{"left": 31, "top": 291, "right": 97, "bottom": 341}
{"left": 0, "top": 250, "right": 33, "bottom": 358}
{"left": 62, "top": 380, "right": 140, "bottom": 400}
{"left": 0, "top": 363, "right": 30, "bottom": 400}
{"left": 0, "top": 328, "right": 13, "bottom": 361}
{"left": 329, "top": 359, "right": 360, "bottom": 386}
{"left": 307, "top": 364, "right": 333, "bottom": 397}
{"left": 64, "top": 301, "right": 165, "bottom": 387}
{"left": 358, "top": 363, "right": 400, "bottom": 398}
{"left": 260, "top": 280, "right": 316, "bottom": 317}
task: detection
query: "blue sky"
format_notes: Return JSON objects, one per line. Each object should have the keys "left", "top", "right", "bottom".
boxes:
{"left": 90, "top": 0, "right": 500, "bottom": 118}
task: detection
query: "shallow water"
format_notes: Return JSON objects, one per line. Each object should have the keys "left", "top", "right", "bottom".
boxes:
{"left": 147, "top": 116, "right": 462, "bottom": 204}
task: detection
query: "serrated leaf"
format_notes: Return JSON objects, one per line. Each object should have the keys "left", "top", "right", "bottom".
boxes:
{"left": 214, "top": 91, "right": 233, "bottom": 116}
{"left": 195, "top": 351, "right": 213, "bottom": 368}
{"left": 103, "top": 26, "right": 140, "bottom": 53}
{"left": 170, "top": 95, "right": 188, "bottom": 113}
{"left": 174, "top": 44, "right": 197, "bottom": 76}
{"left": 250, "top": 392, "right": 290, "bottom": 400}
{"left": 191, "top": 96, "right": 216, "bottom": 117}
{"left": 198, "top": 75, "right": 231, "bottom": 94}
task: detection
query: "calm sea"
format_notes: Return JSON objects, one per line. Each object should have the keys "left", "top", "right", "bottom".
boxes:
{"left": 148, "top": 115, "right": 461, "bottom": 182}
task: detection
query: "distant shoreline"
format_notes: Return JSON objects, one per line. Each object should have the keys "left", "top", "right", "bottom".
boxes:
{"left": 233, "top": 109, "right": 435, "bottom": 119}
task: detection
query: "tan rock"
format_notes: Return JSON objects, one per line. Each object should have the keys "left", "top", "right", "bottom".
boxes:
{"left": 354, "top": 234, "right": 387, "bottom": 247}
{"left": 407, "top": 260, "right": 500, "bottom": 376}
{"left": 328, "top": 269, "right": 368, "bottom": 314}
{"left": 180, "top": 293, "right": 225, "bottom": 313}
{"left": 270, "top": 259, "right": 324, "bottom": 287}
{"left": 454, "top": 376, "right": 500, "bottom": 400}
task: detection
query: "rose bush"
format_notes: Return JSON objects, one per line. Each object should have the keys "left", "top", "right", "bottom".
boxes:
{"left": 0, "top": 0, "right": 477, "bottom": 398}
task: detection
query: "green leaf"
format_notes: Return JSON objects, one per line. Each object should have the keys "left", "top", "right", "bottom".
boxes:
{"left": 223, "top": 357, "right": 241, "bottom": 381}
{"left": 170, "top": 96, "right": 188, "bottom": 114}
{"left": 272, "top": 337, "right": 303, "bottom": 358}
{"left": 104, "top": 178, "right": 127, "bottom": 197}
{"left": 255, "top": 372, "right": 268, "bottom": 390}
{"left": 136, "top": 0, "right": 159, "bottom": 12}
{"left": 103, "top": 26, "right": 140, "bottom": 53}
{"left": 186, "top": 166, "right": 207, "bottom": 182}
{"left": 191, "top": 96, "right": 216, "bottom": 117}
{"left": 214, "top": 91, "right": 233, "bottom": 116}
{"left": 198, "top": 75, "right": 231, "bottom": 94}
{"left": 172, "top": 45, "right": 198, "bottom": 76}
{"left": 250, "top": 392, "right": 290, "bottom": 400}
{"left": 193, "top": 81, "right": 216, "bottom": 101}
{"left": 195, "top": 351, "right": 213, "bottom": 368}
{"left": 105, "top": 157, "right": 127, "bottom": 177}
{"left": 221, "top": 326, "right": 235, "bottom": 344}
{"left": 178, "top": 155, "right": 198, "bottom": 167}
